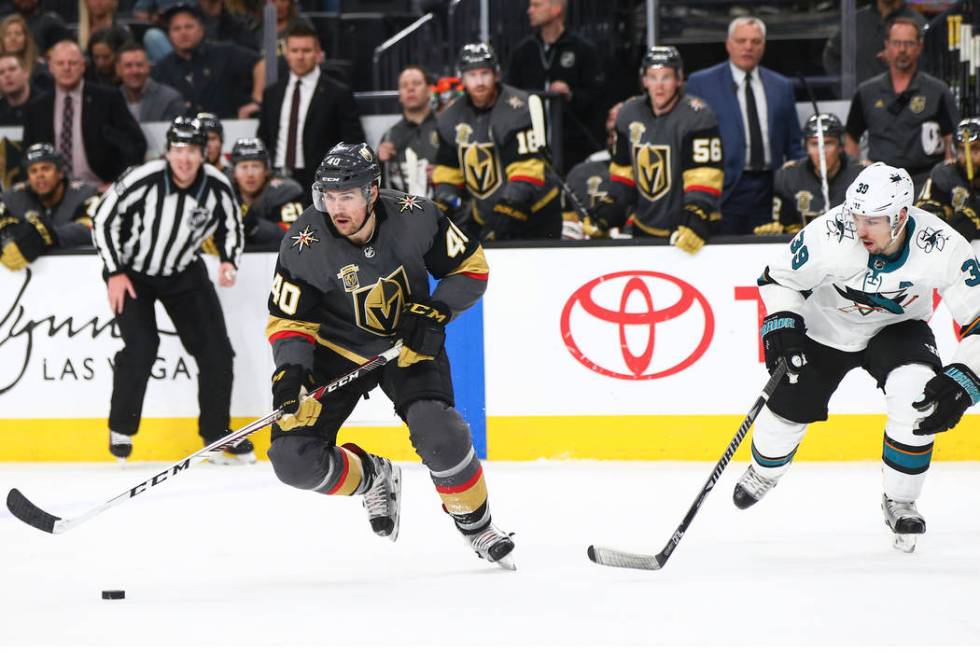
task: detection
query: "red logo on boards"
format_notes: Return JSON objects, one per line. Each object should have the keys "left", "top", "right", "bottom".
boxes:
{"left": 560, "top": 270, "right": 714, "bottom": 379}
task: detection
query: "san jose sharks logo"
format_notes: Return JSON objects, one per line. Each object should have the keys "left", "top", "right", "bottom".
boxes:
{"left": 834, "top": 282, "right": 918, "bottom": 315}
{"left": 916, "top": 227, "right": 947, "bottom": 253}
{"left": 825, "top": 214, "right": 855, "bottom": 242}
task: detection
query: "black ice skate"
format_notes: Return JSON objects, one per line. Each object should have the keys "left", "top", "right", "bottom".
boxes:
{"left": 882, "top": 494, "right": 926, "bottom": 553}
{"left": 361, "top": 455, "right": 402, "bottom": 542}
{"left": 208, "top": 437, "right": 257, "bottom": 465}
{"left": 108, "top": 431, "right": 132, "bottom": 461}
{"left": 464, "top": 524, "right": 516, "bottom": 570}
{"left": 733, "top": 465, "right": 779, "bottom": 509}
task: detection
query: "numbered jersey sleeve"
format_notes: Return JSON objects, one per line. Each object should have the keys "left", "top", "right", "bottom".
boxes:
{"left": 772, "top": 161, "right": 805, "bottom": 231}
{"left": 425, "top": 213, "right": 489, "bottom": 317}
{"left": 937, "top": 234, "right": 980, "bottom": 373}
{"left": 265, "top": 257, "right": 325, "bottom": 372}
{"left": 56, "top": 186, "right": 100, "bottom": 247}
{"left": 679, "top": 120, "right": 724, "bottom": 218}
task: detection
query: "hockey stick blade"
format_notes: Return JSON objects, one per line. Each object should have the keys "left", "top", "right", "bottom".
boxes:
{"left": 587, "top": 360, "right": 788, "bottom": 571}
{"left": 6, "top": 342, "right": 403, "bottom": 535}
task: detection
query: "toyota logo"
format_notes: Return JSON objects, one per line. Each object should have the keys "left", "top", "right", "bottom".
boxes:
{"left": 560, "top": 270, "right": 714, "bottom": 380}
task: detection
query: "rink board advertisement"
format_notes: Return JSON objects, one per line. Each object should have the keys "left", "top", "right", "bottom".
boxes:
{"left": 1, "top": 245, "right": 978, "bottom": 461}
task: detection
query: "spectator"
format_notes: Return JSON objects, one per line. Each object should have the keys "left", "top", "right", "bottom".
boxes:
{"left": 22, "top": 40, "right": 147, "bottom": 190}
{"left": 686, "top": 16, "right": 803, "bottom": 235}
{"left": 378, "top": 65, "right": 438, "bottom": 196}
{"left": 823, "top": 0, "right": 925, "bottom": 87}
{"left": 85, "top": 27, "right": 128, "bottom": 86}
{"left": 0, "top": 14, "right": 53, "bottom": 93}
{"left": 116, "top": 42, "right": 185, "bottom": 122}
{"left": 4, "top": 0, "right": 70, "bottom": 55}
{"left": 199, "top": 0, "right": 259, "bottom": 51}
{"left": 267, "top": 0, "right": 313, "bottom": 56}
{"left": 916, "top": 117, "right": 980, "bottom": 242}
{"left": 560, "top": 101, "right": 621, "bottom": 240}
{"left": 258, "top": 23, "right": 364, "bottom": 191}
{"left": 0, "top": 53, "right": 34, "bottom": 126}
{"left": 433, "top": 43, "right": 563, "bottom": 241}
{"left": 506, "top": 0, "right": 604, "bottom": 173}
{"left": 151, "top": 3, "right": 264, "bottom": 119}
{"left": 754, "top": 113, "right": 868, "bottom": 235}
{"left": 0, "top": 143, "right": 99, "bottom": 272}
{"left": 78, "top": 0, "right": 131, "bottom": 51}
{"left": 228, "top": 137, "right": 303, "bottom": 244}
{"left": 194, "top": 112, "right": 232, "bottom": 177}
{"left": 91, "top": 117, "right": 251, "bottom": 464}
{"left": 845, "top": 17, "right": 958, "bottom": 194}
{"left": 589, "top": 47, "right": 723, "bottom": 253}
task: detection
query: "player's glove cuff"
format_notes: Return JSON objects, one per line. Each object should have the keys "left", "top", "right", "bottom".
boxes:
{"left": 396, "top": 299, "right": 451, "bottom": 368}
{"left": 761, "top": 311, "right": 808, "bottom": 373}
{"left": 912, "top": 363, "right": 980, "bottom": 435}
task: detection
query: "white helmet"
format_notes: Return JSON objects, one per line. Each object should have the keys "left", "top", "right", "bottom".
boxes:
{"left": 843, "top": 162, "right": 914, "bottom": 236}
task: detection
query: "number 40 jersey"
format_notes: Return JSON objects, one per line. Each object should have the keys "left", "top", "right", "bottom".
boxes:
{"left": 760, "top": 205, "right": 980, "bottom": 372}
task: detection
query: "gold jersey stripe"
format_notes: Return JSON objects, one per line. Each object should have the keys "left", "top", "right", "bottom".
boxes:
{"left": 438, "top": 474, "right": 489, "bottom": 515}
{"left": 433, "top": 164, "right": 465, "bottom": 186}
{"left": 505, "top": 158, "right": 545, "bottom": 183}
{"left": 316, "top": 336, "right": 370, "bottom": 365}
{"left": 265, "top": 316, "right": 319, "bottom": 341}
{"left": 609, "top": 162, "right": 634, "bottom": 181}
{"left": 682, "top": 167, "right": 724, "bottom": 193}
{"left": 631, "top": 220, "right": 672, "bottom": 237}
{"left": 327, "top": 447, "right": 365, "bottom": 496}
{"left": 447, "top": 246, "right": 489, "bottom": 278}
{"left": 531, "top": 186, "right": 560, "bottom": 212}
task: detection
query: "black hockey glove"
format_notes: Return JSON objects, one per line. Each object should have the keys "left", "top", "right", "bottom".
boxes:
{"left": 912, "top": 363, "right": 980, "bottom": 435}
{"left": 1, "top": 213, "right": 57, "bottom": 271}
{"left": 434, "top": 187, "right": 464, "bottom": 221}
{"left": 271, "top": 364, "right": 322, "bottom": 431}
{"left": 396, "top": 299, "right": 451, "bottom": 368}
{"left": 761, "top": 311, "right": 808, "bottom": 374}
{"left": 584, "top": 195, "right": 624, "bottom": 238}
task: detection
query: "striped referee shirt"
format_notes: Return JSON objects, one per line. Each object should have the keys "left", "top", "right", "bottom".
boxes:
{"left": 93, "top": 160, "right": 243, "bottom": 277}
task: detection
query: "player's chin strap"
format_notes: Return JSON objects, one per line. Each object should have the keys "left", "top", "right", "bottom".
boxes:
{"left": 887, "top": 211, "right": 910, "bottom": 249}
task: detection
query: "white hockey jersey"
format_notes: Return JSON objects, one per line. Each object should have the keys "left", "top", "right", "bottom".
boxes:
{"left": 760, "top": 205, "right": 980, "bottom": 373}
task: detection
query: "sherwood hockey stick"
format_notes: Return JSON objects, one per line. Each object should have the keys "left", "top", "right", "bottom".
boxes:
{"left": 587, "top": 358, "right": 788, "bottom": 570}
{"left": 6, "top": 343, "right": 403, "bottom": 535}
{"left": 528, "top": 93, "right": 595, "bottom": 226}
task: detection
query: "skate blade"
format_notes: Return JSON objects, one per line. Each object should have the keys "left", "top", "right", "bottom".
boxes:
{"left": 494, "top": 554, "right": 517, "bottom": 571}
{"left": 893, "top": 533, "right": 917, "bottom": 553}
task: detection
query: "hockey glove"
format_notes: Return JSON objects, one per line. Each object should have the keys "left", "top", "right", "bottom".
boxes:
{"left": 272, "top": 364, "right": 322, "bottom": 431}
{"left": 948, "top": 207, "right": 980, "bottom": 241}
{"left": 434, "top": 187, "right": 464, "bottom": 221}
{"left": 1, "top": 213, "right": 56, "bottom": 271}
{"left": 912, "top": 363, "right": 980, "bottom": 435}
{"left": 753, "top": 220, "right": 785, "bottom": 236}
{"left": 670, "top": 205, "right": 711, "bottom": 254}
{"left": 396, "top": 299, "right": 451, "bottom": 368}
{"left": 584, "top": 195, "right": 624, "bottom": 238}
{"left": 761, "top": 311, "right": 808, "bottom": 374}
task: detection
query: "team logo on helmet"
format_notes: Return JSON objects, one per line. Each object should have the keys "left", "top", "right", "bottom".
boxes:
{"left": 633, "top": 144, "right": 671, "bottom": 201}
{"left": 586, "top": 175, "right": 607, "bottom": 208}
{"left": 352, "top": 266, "right": 411, "bottom": 336}
{"left": 910, "top": 96, "right": 926, "bottom": 114}
{"left": 952, "top": 186, "right": 970, "bottom": 211}
{"left": 359, "top": 146, "right": 374, "bottom": 162}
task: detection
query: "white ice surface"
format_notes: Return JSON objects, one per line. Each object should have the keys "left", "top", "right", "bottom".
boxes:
{"left": 1, "top": 461, "right": 980, "bottom": 647}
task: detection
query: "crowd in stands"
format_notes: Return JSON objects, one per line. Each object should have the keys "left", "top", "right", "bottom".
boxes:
{"left": 0, "top": 0, "right": 978, "bottom": 260}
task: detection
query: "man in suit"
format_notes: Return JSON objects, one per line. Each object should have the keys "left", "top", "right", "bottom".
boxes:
{"left": 22, "top": 40, "right": 147, "bottom": 191}
{"left": 686, "top": 17, "right": 803, "bottom": 235}
{"left": 257, "top": 23, "right": 364, "bottom": 191}
{"left": 0, "top": 53, "right": 33, "bottom": 127}
{"left": 116, "top": 42, "right": 185, "bottom": 123}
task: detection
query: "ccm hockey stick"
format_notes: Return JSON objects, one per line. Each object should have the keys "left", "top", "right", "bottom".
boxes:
{"left": 587, "top": 358, "right": 788, "bottom": 570}
{"left": 528, "top": 93, "right": 594, "bottom": 225}
{"left": 6, "top": 343, "right": 403, "bottom": 534}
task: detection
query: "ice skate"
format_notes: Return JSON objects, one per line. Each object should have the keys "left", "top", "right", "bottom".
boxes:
{"left": 108, "top": 431, "right": 132, "bottom": 462}
{"left": 882, "top": 494, "right": 926, "bottom": 553}
{"left": 208, "top": 438, "right": 257, "bottom": 465}
{"left": 732, "top": 465, "right": 779, "bottom": 509}
{"left": 362, "top": 455, "right": 402, "bottom": 542}
{"left": 464, "top": 524, "right": 516, "bottom": 570}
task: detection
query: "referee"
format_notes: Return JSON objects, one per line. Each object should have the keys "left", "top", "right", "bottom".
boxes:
{"left": 93, "top": 116, "right": 254, "bottom": 464}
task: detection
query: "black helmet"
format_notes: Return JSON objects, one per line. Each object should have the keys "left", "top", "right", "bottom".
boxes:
{"left": 193, "top": 112, "right": 223, "bottom": 139}
{"left": 231, "top": 137, "right": 269, "bottom": 167}
{"left": 640, "top": 46, "right": 683, "bottom": 76}
{"left": 804, "top": 113, "right": 844, "bottom": 141}
{"left": 166, "top": 116, "right": 206, "bottom": 150}
{"left": 24, "top": 142, "right": 64, "bottom": 170}
{"left": 456, "top": 42, "right": 498, "bottom": 75}
{"left": 955, "top": 117, "right": 980, "bottom": 145}
{"left": 311, "top": 142, "right": 381, "bottom": 211}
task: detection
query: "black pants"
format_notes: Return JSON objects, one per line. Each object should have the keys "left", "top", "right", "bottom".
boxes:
{"left": 107, "top": 259, "right": 235, "bottom": 440}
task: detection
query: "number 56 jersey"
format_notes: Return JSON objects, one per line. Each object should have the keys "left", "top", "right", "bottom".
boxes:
{"left": 266, "top": 189, "right": 489, "bottom": 369}
{"left": 760, "top": 205, "right": 980, "bottom": 370}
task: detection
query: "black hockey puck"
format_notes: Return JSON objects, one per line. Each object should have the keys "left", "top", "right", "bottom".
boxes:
{"left": 101, "top": 590, "right": 125, "bottom": 600}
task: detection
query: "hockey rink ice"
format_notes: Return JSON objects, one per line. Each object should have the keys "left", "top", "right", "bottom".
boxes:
{"left": 2, "top": 460, "right": 980, "bottom": 648}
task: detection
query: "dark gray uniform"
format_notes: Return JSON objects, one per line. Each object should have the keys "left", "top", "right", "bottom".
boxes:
{"left": 845, "top": 71, "right": 959, "bottom": 190}
{"left": 236, "top": 175, "right": 305, "bottom": 245}
{"left": 380, "top": 112, "right": 439, "bottom": 195}
{"left": 916, "top": 160, "right": 980, "bottom": 241}
{"left": 0, "top": 179, "right": 98, "bottom": 248}
{"left": 433, "top": 84, "right": 562, "bottom": 240}
{"left": 266, "top": 189, "right": 498, "bottom": 532}
{"left": 604, "top": 93, "right": 723, "bottom": 238}
{"left": 772, "top": 155, "right": 868, "bottom": 233}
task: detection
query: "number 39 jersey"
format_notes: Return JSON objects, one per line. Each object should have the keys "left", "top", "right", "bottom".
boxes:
{"left": 266, "top": 189, "right": 489, "bottom": 370}
{"left": 760, "top": 205, "right": 980, "bottom": 371}
{"left": 607, "top": 93, "right": 724, "bottom": 237}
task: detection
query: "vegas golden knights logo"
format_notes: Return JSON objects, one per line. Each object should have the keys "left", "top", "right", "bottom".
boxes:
{"left": 352, "top": 266, "right": 412, "bottom": 336}
{"left": 337, "top": 264, "right": 360, "bottom": 293}
{"left": 455, "top": 121, "right": 502, "bottom": 199}
{"left": 633, "top": 144, "right": 671, "bottom": 201}
{"left": 586, "top": 175, "right": 607, "bottom": 208}
{"left": 795, "top": 190, "right": 815, "bottom": 216}
{"left": 952, "top": 186, "right": 970, "bottom": 211}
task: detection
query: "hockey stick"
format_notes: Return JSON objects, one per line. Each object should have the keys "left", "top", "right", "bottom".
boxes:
{"left": 6, "top": 343, "right": 403, "bottom": 535}
{"left": 587, "top": 358, "right": 788, "bottom": 570}
{"left": 528, "top": 93, "right": 594, "bottom": 225}
{"left": 797, "top": 73, "right": 830, "bottom": 213}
